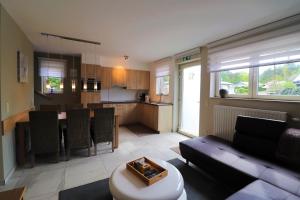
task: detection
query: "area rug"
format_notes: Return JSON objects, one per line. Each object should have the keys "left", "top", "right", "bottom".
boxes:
{"left": 59, "top": 159, "right": 235, "bottom": 200}
{"left": 126, "top": 124, "right": 158, "bottom": 136}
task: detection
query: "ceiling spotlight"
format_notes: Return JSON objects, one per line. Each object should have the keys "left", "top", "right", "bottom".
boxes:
{"left": 124, "top": 55, "right": 129, "bottom": 60}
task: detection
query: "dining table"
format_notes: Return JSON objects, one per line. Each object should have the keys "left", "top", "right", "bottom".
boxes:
{"left": 15, "top": 111, "right": 119, "bottom": 166}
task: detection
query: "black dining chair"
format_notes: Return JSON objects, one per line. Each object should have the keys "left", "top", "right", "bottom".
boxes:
{"left": 29, "top": 111, "right": 60, "bottom": 167}
{"left": 87, "top": 103, "right": 103, "bottom": 110}
{"left": 39, "top": 104, "right": 61, "bottom": 112}
{"left": 65, "top": 104, "right": 83, "bottom": 111}
{"left": 91, "top": 108, "right": 115, "bottom": 155}
{"left": 64, "top": 108, "right": 91, "bottom": 160}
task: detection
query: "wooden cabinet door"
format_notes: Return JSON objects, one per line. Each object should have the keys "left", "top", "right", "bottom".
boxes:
{"left": 86, "top": 64, "right": 96, "bottom": 79}
{"left": 95, "top": 66, "right": 101, "bottom": 81}
{"left": 112, "top": 68, "right": 126, "bottom": 87}
{"left": 125, "top": 103, "right": 137, "bottom": 124}
{"left": 100, "top": 67, "right": 112, "bottom": 89}
{"left": 126, "top": 70, "right": 137, "bottom": 89}
{"left": 137, "top": 71, "right": 150, "bottom": 90}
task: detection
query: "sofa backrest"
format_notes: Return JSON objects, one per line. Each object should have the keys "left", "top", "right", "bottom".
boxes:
{"left": 233, "top": 115, "right": 287, "bottom": 160}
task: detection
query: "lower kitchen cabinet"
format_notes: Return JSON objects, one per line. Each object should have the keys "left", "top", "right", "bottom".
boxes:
{"left": 103, "top": 103, "right": 172, "bottom": 132}
{"left": 81, "top": 92, "right": 101, "bottom": 108}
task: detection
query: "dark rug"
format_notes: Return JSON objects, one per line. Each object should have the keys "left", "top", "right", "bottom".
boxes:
{"left": 59, "top": 158, "right": 235, "bottom": 200}
{"left": 126, "top": 124, "right": 158, "bottom": 136}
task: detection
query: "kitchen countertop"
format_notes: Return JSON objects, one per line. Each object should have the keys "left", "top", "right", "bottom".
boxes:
{"left": 101, "top": 101, "right": 173, "bottom": 106}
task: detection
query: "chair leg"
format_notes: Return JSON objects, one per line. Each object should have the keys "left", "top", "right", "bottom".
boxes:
{"left": 56, "top": 152, "right": 60, "bottom": 163}
{"left": 94, "top": 143, "right": 97, "bottom": 155}
{"left": 30, "top": 151, "right": 35, "bottom": 168}
{"left": 88, "top": 146, "right": 91, "bottom": 157}
{"left": 111, "top": 142, "right": 114, "bottom": 152}
{"left": 66, "top": 148, "right": 70, "bottom": 161}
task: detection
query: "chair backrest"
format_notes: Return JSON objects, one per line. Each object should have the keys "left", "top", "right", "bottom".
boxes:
{"left": 87, "top": 103, "right": 103, "bottom": 110}
{"left": 93, "top": 108, "right": 115, "bottom": 143}
{"left": 29, "top": 111, "right": 59, "bottom": 154}
{"left": 65, "top": 104, "right": 83, "bottom": 111}
{"left": 39, "top": 104, "right": 61, "bottom": 112}
{"left": 66, "top": 109, "right": 90, "bottom": 149}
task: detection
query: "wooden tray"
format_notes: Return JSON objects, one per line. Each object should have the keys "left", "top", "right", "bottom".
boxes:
{"left": 126, "top": 157, "right": 168, "bottom": 186}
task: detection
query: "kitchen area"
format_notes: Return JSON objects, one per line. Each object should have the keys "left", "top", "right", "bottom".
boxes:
{"left": 81, "top": 63, "right": 173, "bottom": 133}
{"left": 34, "top": 52, "right": 173, "bottom": 134}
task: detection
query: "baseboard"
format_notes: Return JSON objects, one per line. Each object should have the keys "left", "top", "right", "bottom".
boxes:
{"left": 0, "top": 166, "right": 16, "bottom": 185}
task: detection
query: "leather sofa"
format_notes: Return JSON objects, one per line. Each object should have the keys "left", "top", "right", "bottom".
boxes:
{"left": 179, "top": 115, "right": 300, "bottom": 200}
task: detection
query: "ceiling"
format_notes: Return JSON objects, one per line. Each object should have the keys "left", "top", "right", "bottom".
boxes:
{"left": 1, "top": 0, "right": 300, "bottom": 65}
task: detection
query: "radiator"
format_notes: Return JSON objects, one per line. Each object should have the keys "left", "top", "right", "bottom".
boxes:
{"left": 213, "top": 105, "right": 287, "bottom": 141}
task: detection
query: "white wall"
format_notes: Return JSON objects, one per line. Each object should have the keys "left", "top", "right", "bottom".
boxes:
{"left": 82, "top": 53, "right": 149, "bottom": 70}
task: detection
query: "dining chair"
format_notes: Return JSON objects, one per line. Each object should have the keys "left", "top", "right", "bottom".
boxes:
{"left": 91, "top": 108, "right": 115, "bottom": 155}
{"left": 64, "top": 108, "right": 91, "bottom": 160}
{"left": 87, "top": 103, "right": 103, "bottom": 110}
{"left": 39, "top": 104, "right": 61, "bottom": 112}
{"left": 65, "top": 104, "right": 83, "bottom": 111}
{"left": 29, "top": 111, "right": 60, "bottom": 167}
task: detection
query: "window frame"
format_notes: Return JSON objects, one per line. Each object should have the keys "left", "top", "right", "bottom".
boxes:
{"left": 215, "top": 62, "right": 300, "bottom": 101}
{"left": 215, "top": 68, "right": 253, "bottom": 98}
{"left": 156, "top": 75, "right": 170, "bottom": 96}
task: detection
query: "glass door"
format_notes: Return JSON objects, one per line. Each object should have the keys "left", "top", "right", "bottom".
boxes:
{"left": 178, "top": 62, "right": 201, "bottom": 137}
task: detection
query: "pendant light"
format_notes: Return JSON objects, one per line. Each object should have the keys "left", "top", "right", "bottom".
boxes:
{"left": 94, "top": 44, "right": 98, "bottom": 91}
{"left": 46, "top": 35, "right": 51, "bottom": 90}
{"left": 83, "top": 53, "right": 87, "bottom": 90}
{"left": 59, "top": 38, "right": 64, "bottom": 90}
{"left": 71, "top": 54, "right": 76, "bottom": 92}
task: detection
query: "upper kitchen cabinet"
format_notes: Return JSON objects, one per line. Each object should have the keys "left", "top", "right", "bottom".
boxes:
{"left": 81, "top": 64, "right": 101, "bottom": 79}
{"left": 100, "top": 67, "right": 112, "bottom": 89}
{"left": 112, "top": 68, "right": 127, "bottom": 87}
{"left": 126, "top": 69, "right": 138, "bottom": 89}
{"left": 137, "top": 70, "right": 150, "bottom": 90}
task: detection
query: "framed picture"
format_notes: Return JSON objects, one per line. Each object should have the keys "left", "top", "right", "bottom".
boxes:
{"left": 17, "top": 51, "right": 28, "bottom": 83}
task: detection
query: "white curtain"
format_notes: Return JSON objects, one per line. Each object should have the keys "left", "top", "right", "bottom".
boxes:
{"left": 39, "top": 58, "right": 66, "bottom": 77}
{"left": 208, "top": 31, "right": 300, "bottom": 72}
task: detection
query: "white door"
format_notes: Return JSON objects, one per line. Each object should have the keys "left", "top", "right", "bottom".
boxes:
{"left": 178, "top": 63, "right": 201, "bottom": 137}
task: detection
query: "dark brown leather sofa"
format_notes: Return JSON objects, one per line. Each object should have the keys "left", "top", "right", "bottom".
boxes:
{"left": 180, "top": 116, "right": 300, "bottom": 200}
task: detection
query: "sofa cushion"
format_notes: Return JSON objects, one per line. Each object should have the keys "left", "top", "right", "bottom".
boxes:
{"left": 233, "top": 116, "right": 287, "bottom": 160}
{"left": 235, "top": 115, "right": 287, "bottom": 141}
{"left": 226, "top": 180, "right": 300, "bottom": 200}
{"left": 276, "top": 128, "right": 300, "bottom": 170}
{"left": 233, "top": 132, "right": 278, "bottom": 160}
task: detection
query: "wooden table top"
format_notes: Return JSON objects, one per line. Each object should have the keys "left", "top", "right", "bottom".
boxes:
{"left": 0, "top": 186, "right": 26, "bottom": 200}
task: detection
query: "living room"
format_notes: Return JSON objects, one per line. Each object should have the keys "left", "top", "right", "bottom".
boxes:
{"left": 0, "top": 1, "right": 300, "bottom": 200}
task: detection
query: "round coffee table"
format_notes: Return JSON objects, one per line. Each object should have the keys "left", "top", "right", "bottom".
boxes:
{"left": 109, "top": 158, "right": 186, "bottom": 200}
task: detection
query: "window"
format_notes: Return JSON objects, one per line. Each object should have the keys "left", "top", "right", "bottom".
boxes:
{"left": 257, "top": 62, "right": 300, "bottom": 97}
{"left": 219, "top": 68, "right": 249, "bottom": 96}
{"left": 156, "top": 75, "right": 169, "bottom": 95}
{"left": 39, "top": 58, "right": 66, "bottom": 94}
{"left": 215, "top": 61, "right": 300, "bottom": 100}
{"left": 210, "top": 30, "right": 300, "bottom": 101}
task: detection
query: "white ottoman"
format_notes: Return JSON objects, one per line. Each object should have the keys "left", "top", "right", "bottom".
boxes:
{"left": 109, "top": 158, "right": 186, "bottom": 200}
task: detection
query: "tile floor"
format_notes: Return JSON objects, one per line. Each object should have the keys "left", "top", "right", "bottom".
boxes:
{"left": 0, "top": 127, "right": 188, "bottom": 200}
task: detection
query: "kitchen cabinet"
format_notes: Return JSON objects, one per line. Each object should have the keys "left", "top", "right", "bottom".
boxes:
{"left": 137, "top": 71, "right": 150, "bottom": 90}
{"left": 139, "top": 103, "right": 172, "bottom": 133}
{"left": 126, "top": 70, "right": 138, "bottom": 89}
{"left": 112, "top": 68, "right": 127, "bottom": 87}
{"left": 81, "top": 64, "right": 101, "bottom": 80}
{"left": 100, "top": 67, "right": 112, "bottom": 89}
{"left": 81, "top": 92, "right": 101, "bottom": 108}
{"left": 102, "top": 103, "right": 172, "bottom": 132}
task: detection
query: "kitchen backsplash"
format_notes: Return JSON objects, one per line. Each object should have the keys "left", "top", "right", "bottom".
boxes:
{"left": 101, "top": 87, "right": 138, "bottom": 102}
